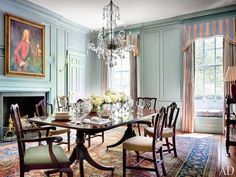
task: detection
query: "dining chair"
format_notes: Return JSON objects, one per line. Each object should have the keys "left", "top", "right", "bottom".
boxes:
{"left": 11, "top": 104, "right": 73, "bottom": 177}
{"left": 35, "top": 99, "right": 71, "bottom": 151}
{"left": 122, "top": 107, "right": 166, "bottom": 177}
{"left": 76, "top": 98, "right": 105, "bottom": 147}
{"left": 57, "top": 96, "right": 70, "bottom": 112}
{"left": 144, "top": 102, "right": 179, "bottom": 157}
{"left": 136, "top": 97, "right": 157, "bottom": 135}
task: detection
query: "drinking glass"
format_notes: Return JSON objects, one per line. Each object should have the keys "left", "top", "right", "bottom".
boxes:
{"left": 81, "top": 99, "right": 92, "bottom": 119}
{"left": 136, "top": 100, "right": 144, "bottom": 115}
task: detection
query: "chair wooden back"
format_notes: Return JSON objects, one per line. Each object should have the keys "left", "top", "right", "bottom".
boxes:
{"left": 35, "top": 100, "right": 53, "bottom": 116}
{"left": 166, "top": 102, "right": 179, "bottom": 129}
{"left": 153, "top": 107, "right": 166, "bottom": 148}
{"left": 10, "top": 104, "right": 25, "bottom": 165}
{"left": 137, "top": 97, "right": 157, "bottom": 110}
{"left": 57, "top": 96, "right": 70, "bottom": 111}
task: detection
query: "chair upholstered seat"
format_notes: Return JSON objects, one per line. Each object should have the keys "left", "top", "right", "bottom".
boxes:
{"left": 24, "top": 145, "right": 70, "bottom": 168}
{"left": 144, "top": 127, "right": 154, "bottom": 137}
{"left": 11, "top": 103, "right": 73, "bottom": 177}
{"left": 144, "top": 127, "right": 174, "bottom": 138}
{"left": 162, "top": 128, "right": 174, "bottom": 138}
{"left": 123, "top": 136, "right": 162, "bottom": 152}
{"left": 122, "top": 108, "right": 167, "bottom": 177}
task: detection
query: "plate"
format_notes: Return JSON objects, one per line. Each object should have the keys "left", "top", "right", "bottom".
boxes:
{"left": 54, "top": 112, "right": 70, "bottom": 116}
{"left": 53, "top": 113, "right": 72, "bottom": 120}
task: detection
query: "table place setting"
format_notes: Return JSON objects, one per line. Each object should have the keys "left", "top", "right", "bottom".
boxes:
{"left": 82, "top": 116, "right": 111, "bottom": 126}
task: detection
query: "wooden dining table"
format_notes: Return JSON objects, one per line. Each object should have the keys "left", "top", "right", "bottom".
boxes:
{"left": 29, "top": 109, "right": 158, "bottom": 177}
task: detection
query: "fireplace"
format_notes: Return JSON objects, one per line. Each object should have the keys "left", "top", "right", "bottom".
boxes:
{"left": 3, "top": 96, "right": 44, "bottom": 127}
{"left": 0, "top": 92, "right": 47, "bottom": 141}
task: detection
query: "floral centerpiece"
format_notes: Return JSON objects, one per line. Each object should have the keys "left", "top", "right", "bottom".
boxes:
{"left": 90, "top": 90, "right": 128, "bottom": 114}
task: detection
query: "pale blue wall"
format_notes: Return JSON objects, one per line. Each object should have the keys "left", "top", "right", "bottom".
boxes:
{"left": 0, "top": 0, "right": 235, "bottom": 133}
{"left": 140, "top": 24, "right": 183, "bottom": 129}
{"left": 0, "top": 0, "right": 95, "bottom": 107}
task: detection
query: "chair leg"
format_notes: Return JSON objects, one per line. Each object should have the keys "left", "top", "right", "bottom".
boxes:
{"left": 136, "top": 151, "right": 140, "bottom": 163}
{"left": 102, "top": 131, "right": 104, "bottom": 143}
{"left": 165, "top": 138, "right": 171, "bottom": 153}
{"left": 153, "top": 149, "right": 160, "bottom": 177}
{"left": 65, "top": 168, "right": 73, "bottom": 177}
{"left": 20, "top": 171, "right": 24, "bottom": 177}
{"left": 88, "top": 134, "right": 91, "bottom": 147}
{"left": 67, "top": 131, "right": 70, "bottom": 151}
{"left": 137, "top": 123, "right": 141, "bottom": 136}
{"left": 160, "top": 147, "right": 166, "bottom": 176}
{"left": 123, "top": 149, "right": 126, "bottom": 177}
{"left": 173, "top": 136, "right": 177, "bottom": 157}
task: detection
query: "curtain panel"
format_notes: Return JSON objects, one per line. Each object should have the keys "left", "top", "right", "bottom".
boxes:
{"left": 130, "top": 33, "right": 140, "bottom": 103}
{"left": 182, "top": 17, "right": 236, "bottom": 132}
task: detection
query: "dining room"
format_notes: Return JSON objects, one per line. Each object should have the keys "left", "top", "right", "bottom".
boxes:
{"left": 0, "top": 0, "right": 236, "bottom": 177}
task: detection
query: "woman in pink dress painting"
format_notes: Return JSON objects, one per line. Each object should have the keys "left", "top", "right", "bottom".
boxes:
{"left": 14, "top": 29, "right": 32, "bottom": 72}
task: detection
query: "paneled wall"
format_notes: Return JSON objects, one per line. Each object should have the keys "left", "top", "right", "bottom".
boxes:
{"left": 141, "top": 24, "right": 182, "bottom": 129}
{"left": 0, "top": 0, "right": 92, "bottom": 107}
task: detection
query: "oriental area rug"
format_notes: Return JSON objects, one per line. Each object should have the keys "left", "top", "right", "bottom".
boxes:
{"left": 0, "top": 127, "right": 218, "bottom": 177}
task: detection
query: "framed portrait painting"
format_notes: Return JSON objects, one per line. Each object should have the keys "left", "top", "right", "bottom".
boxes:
{"left": 5, "top": 13, "right": 45, "bottom": 77}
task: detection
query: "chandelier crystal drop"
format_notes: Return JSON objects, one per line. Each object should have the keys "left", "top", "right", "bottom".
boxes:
{"left": 87, "top": 0, "right": 135, "bottom": 67}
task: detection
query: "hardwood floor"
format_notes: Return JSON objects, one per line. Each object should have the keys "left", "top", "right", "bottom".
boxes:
{"left": 218, "top": 134, "right": 236, "bottom": 176}
{"left": 175, "top": 130, "right": 236, "bottom": 177}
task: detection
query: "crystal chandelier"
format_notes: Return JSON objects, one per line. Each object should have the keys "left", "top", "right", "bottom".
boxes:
{"left": 87, "top": 0, "right": 135, "bottom": 67}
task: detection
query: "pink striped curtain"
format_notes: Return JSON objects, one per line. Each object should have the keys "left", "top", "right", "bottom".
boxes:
{"left": 182, "top": 17, "right": 236, "bottom": 132}
{"left": 130, "top": 33, "right": 140, "bottom": 103}
{"left": 102, "top": 61, "right": 109, "bottom": 92}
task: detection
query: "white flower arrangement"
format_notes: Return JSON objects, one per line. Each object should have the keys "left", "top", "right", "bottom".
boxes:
{"left": 90, "top": 90, "right": 128, "bottom": 110}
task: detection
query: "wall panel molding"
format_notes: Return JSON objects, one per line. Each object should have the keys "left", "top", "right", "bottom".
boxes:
{"left": 162, "top": 27, "right": 182, "bottom": 100}
{"left": 0, "top": 45, "right": 4, "bottom": 57}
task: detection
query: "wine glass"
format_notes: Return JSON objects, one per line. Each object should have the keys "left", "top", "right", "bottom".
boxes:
{"left": 136, "top": 100, "right": 144, "bottom": 115}
{"left": 81, "top": 99, "right": 92, "bottom": 119}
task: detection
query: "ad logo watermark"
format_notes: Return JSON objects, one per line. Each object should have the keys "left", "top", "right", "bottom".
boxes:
{"left": 220, "top": 166, "right": 235, "bottom": 176}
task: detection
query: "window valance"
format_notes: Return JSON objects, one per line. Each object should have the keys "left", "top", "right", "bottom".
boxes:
{"left": 183, "top": 17, "right": 236, "bottom": 51}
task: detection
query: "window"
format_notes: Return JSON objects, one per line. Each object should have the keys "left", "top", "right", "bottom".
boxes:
{"left": 194, "top": 36, "right": 224, "bottom": 117}
{"left": 109, "top": 52, "right": 130, "bottom": 96}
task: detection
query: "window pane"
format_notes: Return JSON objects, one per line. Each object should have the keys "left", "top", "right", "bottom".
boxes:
{"left": 205, "top": 49, "right": 215, "bottom": 65}
{"left": 109, "top": 52, "right": 130, "bottom": 96}
{"left": 204, "top": 37, "right": 214, "bottom": 49}
{"left": 216, "top": 49, "right": 223, "bottom": 64}
{"left": 216, "top": 83, "right": 224, "bottom": 100}
{"left": 205, "top": 67, "right": 215, "bottom": 83}
{"left": 216, "top": 36, "right": 223, "bottom": 48}
{"left": 216, "top": 66, "right": 223, "bottom": 82}
{"left": 195, "top": 67, "right": 204, "bottom": 100}
{"left": 114, "top": 59, "right": 122, "bottom": 71}
{"left": 194, "top": 36, "right": 223, "bottom": 113}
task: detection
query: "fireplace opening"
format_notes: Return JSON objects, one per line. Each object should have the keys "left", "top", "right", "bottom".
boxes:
{"left": 3, "top": 96, "right": 44, "bottom": 127}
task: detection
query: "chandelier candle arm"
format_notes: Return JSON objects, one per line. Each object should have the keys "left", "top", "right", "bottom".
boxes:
{"left": 87, "top": 0, "right": 135, "bottom": 67}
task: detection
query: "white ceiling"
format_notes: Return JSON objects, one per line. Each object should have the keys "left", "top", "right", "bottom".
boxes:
{"left": 28, "top": 0, "right": 236, "bottom": 29}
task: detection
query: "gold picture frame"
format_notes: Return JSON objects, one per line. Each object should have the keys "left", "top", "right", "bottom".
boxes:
{"left": 5, "top": 13, "right": 45, "bottom": 78}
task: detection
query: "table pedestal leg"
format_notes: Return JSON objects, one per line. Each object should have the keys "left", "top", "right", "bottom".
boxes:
{"left": 107, "top": 124, "right": 136, "bottom": 150}
{"left": 69, "top": 130, "right": 114, "bottom": 177}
